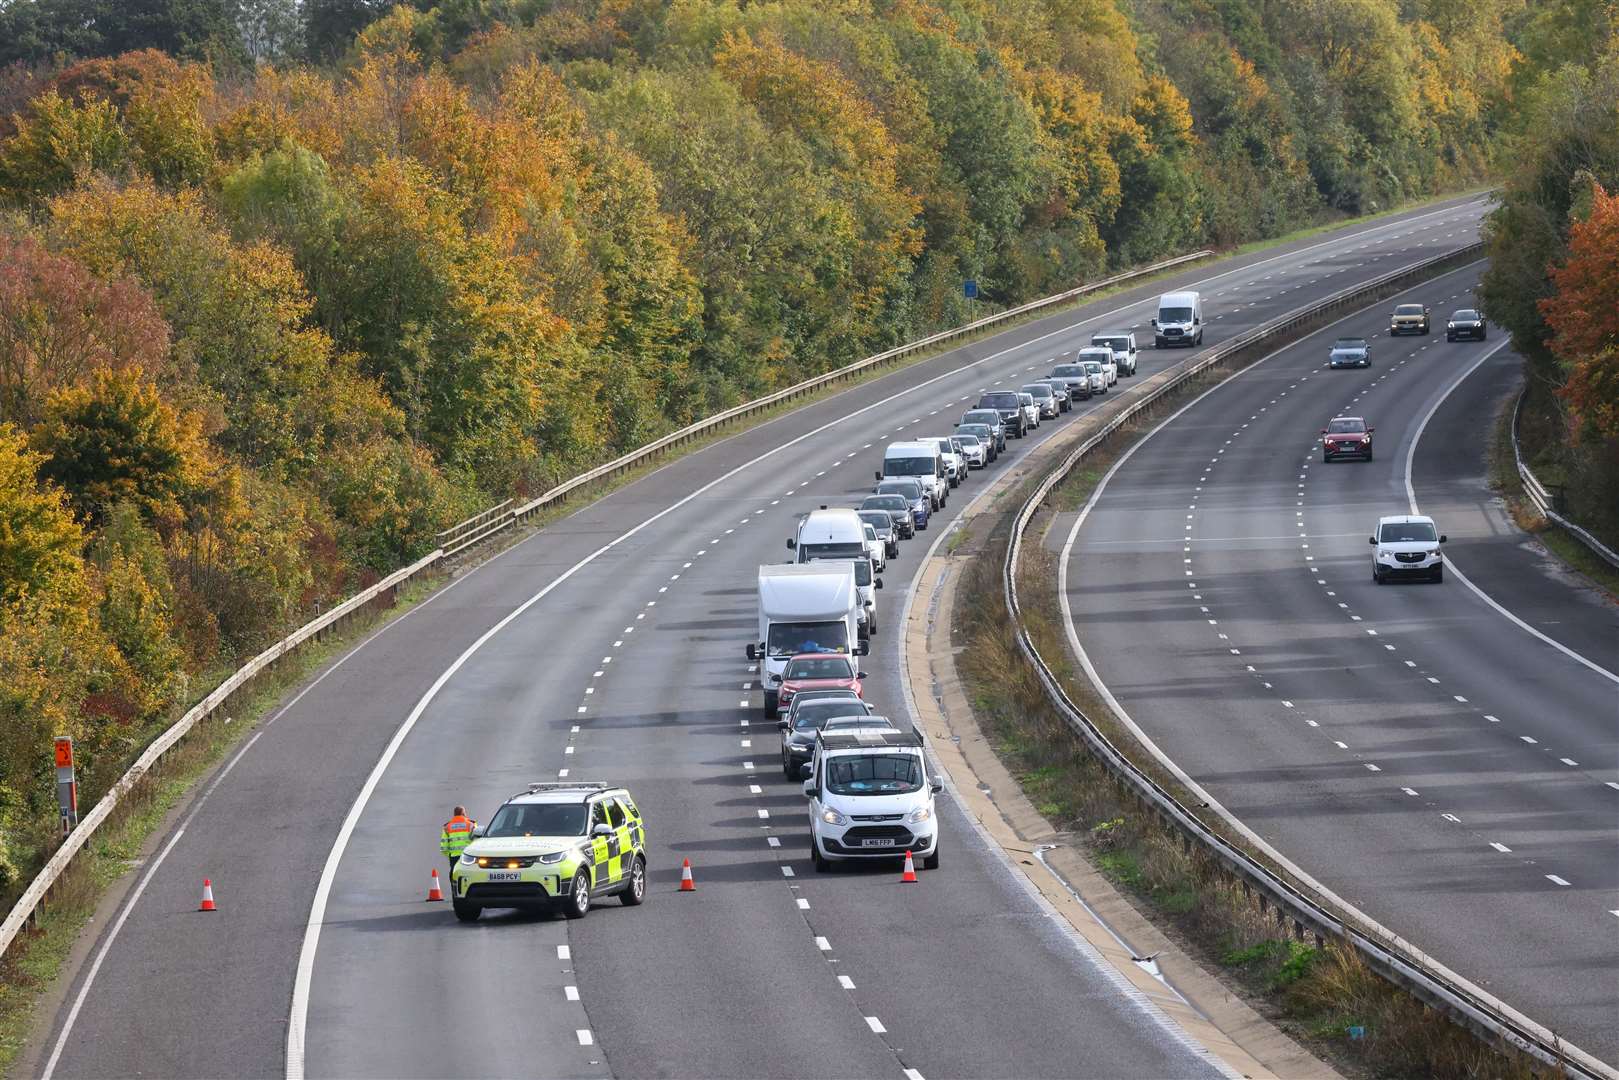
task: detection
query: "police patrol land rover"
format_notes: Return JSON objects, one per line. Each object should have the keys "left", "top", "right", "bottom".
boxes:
{"left": 451, "top": 782, "right": 647, "bottom": 922}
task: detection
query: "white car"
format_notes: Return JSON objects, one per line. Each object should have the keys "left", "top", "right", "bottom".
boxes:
{"left": 1078, "top": 346, "right": 1116, "bottom": 387}
{"left": 862, "top": 523, "right": 886, "bottom": 572}
{"left": 1017, "top": 392, "right": 1041, "bottom": 429}
{"left": 955, "top": 434, "right": 987, "bottom": 468}
{"left": 804, "top": 728, "right": 940, "bottom": 871}
{"left": 1370, "top": 515, "right": 1446, "bottom": 584}
{"left": 1078, "top": 358, "right": 1107, "bottom": 395}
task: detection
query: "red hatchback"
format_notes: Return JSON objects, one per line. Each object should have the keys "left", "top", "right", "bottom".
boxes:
{"left": 777, "top": 654, "right": 865, "bottom": 714}
{"left": 1321, "top": 416, "right": 1374, "bottom": 462}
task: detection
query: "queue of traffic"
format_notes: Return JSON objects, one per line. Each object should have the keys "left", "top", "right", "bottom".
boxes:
{"left": 439, "top": 303, "right": 1180, "bottom": 915}
{"left": 744, "top": 320, "right": 1155, "bottom": 874}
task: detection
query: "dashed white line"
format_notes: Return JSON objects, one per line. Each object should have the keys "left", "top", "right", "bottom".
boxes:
{"left": 865, "top": 1017, "right": 887, "bottom": 1034}
{"left": 1546, "top": 875, "right": 1571, "bottom": 886}
{"left": 1489, "top": 842, "right": 1512, "bottom": 853}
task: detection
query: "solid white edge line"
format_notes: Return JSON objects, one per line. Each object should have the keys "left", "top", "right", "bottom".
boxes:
{"left": 1056, "top": 263, "right": 1613, "bottom": 1072}
{"left": 283, "top": 202, "right": 1487, "bottom": 1077}
{"left": 1402, "top": 339, "right": 1618, "bottom": 684}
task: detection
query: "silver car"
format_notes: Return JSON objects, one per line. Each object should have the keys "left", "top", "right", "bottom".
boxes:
{"left": 1017, "top": 392, "right": 1041, "bottom": 429}
{"left": 1021, "top": 383, "right": 1060, "bottom": 419}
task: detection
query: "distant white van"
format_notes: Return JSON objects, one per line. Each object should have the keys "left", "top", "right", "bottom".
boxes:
{"left": 1152, "top": 291, "right": 1204, "bottom": 348}
{"left": 789, "top": 507, "right": 868, "bottom": 564}
{"left": 876, "top": 441, "right": 946, "bottom": 509}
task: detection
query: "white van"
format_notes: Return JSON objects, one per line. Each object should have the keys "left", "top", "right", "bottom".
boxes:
{"left": 807, "top": 556, "right": 882, "bottom": 637}
{"left": 1090, "top": 330, "right": 1138, "bottom": 376}
{"left": 1152, "top": 291, "right": 1203, "bottom": 348}
{"left": 748, "top": 563, "right": 866, "bottom": 716}
{"left": 876, "top": 441, "right": 947, "bottom": 509}
{"left": 804, "top": 728, "right": 940, "bottom": 870}
{"left": 789, "top": 507, "right": 867, "bottom": 564}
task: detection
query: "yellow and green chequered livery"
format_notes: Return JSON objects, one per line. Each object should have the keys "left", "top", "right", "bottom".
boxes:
{"left": 450, "top": 782, "right": 648, "bottom": 922}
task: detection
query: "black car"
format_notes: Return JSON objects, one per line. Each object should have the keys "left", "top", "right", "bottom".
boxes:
{"left": 860, "top": 494, "right": 914, "bottom": 539}
{"left": 1446, "top": 309, "right": 1486, "bottom": 341}
{"left": 778, "top": 693, "right": 875, "bottom": 779}
{"left": 976, "top": 391, "right": 1027, "bottom": 438}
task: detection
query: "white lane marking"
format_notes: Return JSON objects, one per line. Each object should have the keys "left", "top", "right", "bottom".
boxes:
{"left": 838, "top": 974, "right": 856, "bottom": 989}
{"left": 1333, "top": 741, "right": 1348, "bottom": 749}
{"left": 1453, "top": 695, "right": 1467, "bottom": 703}
{"left": 558, "top": 945, "right": 571, "bottom": 960}
{"left": 1560, "top": 758, "right": 1578, "bottom": 767}
{"left": 565, "top": 985, "right": 580, "bottom": 1001}
{"left": 1405, "top": 338, "right": 1617, "bottom": 685}
{"left": 767, "top": 836, "right": 781, "bottom": 847}
{"left": 1442, "top": 813, "right": 1461, "bottom": 823}
{"left": 749, "top": 784, "right": 762, "bottom": 794}
{"left": 1489, "top": 842, "right": 1512, "bottom": 853}
{"left": 1520, "top": 736, "right": 1538, "bottom": 744}
{"left": 577, "top": 1030, "right": 594, "bottom": 1046}
{"left": 1546, "top": 875, "right": 1571, "bottom": 886}
{"left": 1365, "top": 763, "right": 1381, "bottom": 771}
{"left": 781, "top": 866, "right": 795, "bottom": 877}
{"left": 285, "top": 206, "right": 1490, "bottom": 1077}
{"left": 1485, "top": 715, "right": 1500, "bottom": 722}
{"left": 758, "top": 808, "right": 770, "bottom": 819}
{"left": 1402, "top": 787, "right": 1419, "bottom": 796}
{"left": 865, "top": 1016, "right": 887, "bottom": 1034}
{"left": 741, "top": 739, "right": 752, "bottom": 748}
{"left": 796, "top": 898, "right": 810, "bottom": 910}
{"left": 815, "top": 936, "right": 832, "bottom": 951}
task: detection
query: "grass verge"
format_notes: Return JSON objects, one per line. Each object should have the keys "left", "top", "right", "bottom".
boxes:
{"left": 950, "top": 358, "right": 1549, "bottom": 1080}
{"left": 0, "top": 573, "right": 441, "bottom": 1078}
{"left": 1488, "top": 384, "right": 1619, "bottom": 598}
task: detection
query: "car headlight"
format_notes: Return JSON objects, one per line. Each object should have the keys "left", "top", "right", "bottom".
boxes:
{"left": 820, "top": 808, "right": 848, "bottom": 826}
{"left": 460, "top": 851, "right": 478, "bottom": 863}
{"left": 1447, "top": 322, "right": 1455, "bottom": 328}
{"left": 1378, "top": 551, "right": 1394, "bottom": 561}
{"left": 907, "top": 805, "right": 932, "bottom": 825}
{"left": 538, "top": 851, "right": 567, "bottom": 864}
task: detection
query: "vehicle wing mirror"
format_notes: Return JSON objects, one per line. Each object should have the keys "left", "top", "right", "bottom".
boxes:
{"left": 801, "top": 777, "right": 814, "bottom": 796}
{"left": 786, "top": 538, "right": 796, "bottom": 550}
{"left": 1439, "top": 534, "right": 1447, "bottom": 543}
{"left": 874, "top": 470, "right": 883, "bottom": 482}
{"left": 1368, "top": 536, "right": 1377, "bottom": 545}
{"left": 777, "top": 719, "right": 790, "bottom": 731}
{"left": 746, "top": 643, "right": 759, "bottom": 660}
{"left": 1320, "top": 428, "right": 1328, "bottom": 434}
{"left": 931, "top": 780, "right": 943, "bottom": 795}
{"left": 592, "top": 823, "right": 613, "bottom": 837}
{"left": 874, "top": 578, "right": 883, "bottom": 590}
{"left": 472, "top": 824, "right": 485, "bottom": 838}
{"left": 857, "top": 671, "right": 868, "bottom": 680}
{"left": 1367, "top": 427, "right": 1375, "bottom": 432}
{"left": 1150, "top": 317, "right": 1157, "bottom": 326}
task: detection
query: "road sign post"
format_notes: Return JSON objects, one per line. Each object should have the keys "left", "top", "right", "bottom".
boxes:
{"left": 54, "top": 737, "right": 77, "bottom": 834}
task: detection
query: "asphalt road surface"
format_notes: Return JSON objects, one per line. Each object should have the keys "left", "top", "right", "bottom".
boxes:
{"left": 1063, "top": 263, "right": 1618, "bottom": 1064}
{"left": 36, "top": 195, "right": 1492, "bottom": 1080}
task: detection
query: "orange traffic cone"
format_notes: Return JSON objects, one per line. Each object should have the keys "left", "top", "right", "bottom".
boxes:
{"left": 426, "top": 868, "right": 445, "bottom": 902}
{"left": 679, "top": 858, "right": 696, "bottom": 892}
{"left": 198, "top": 878, "right": 217, "bottom": 911}
{"left": 899, "top": 851, "right": 918, "bottom": 883}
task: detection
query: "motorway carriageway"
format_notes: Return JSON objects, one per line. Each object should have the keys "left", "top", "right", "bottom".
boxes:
{"left": 1062, "top": 263, "right": 1619, "bottom": 1063}
{"left": 34, "top": 195, "right": 1489, "bottom": 1080}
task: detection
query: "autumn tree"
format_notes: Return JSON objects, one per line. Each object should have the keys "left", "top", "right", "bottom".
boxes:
{"left": 1541, "top": 183, "right": 1619, "bottom": 442}
{"left": 29, "top": 367, "right": 213, "bottom": 530}
{"left": 0, "top": 235, "right": 174, "bottom": 427}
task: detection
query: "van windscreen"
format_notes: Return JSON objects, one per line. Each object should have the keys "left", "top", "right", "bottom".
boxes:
{"left": 884, "top": 456, "right": 935, "bottom": 477}
{"left": 768, "top": 621, "right": 850, "bottom": 657}
{"left": 1160, "top": 307, "right": 1192, "bottom": 322}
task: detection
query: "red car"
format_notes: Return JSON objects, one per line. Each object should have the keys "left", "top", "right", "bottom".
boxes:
{"left": 776, "top": 654, "right": 865, "bottom": 715}
{"left": 1321, "top": 416, "right": 1373, "bottom": 462}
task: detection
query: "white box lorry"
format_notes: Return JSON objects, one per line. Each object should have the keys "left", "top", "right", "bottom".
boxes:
{"left": 747, "top": 563, "right": 866, "bottom": 716}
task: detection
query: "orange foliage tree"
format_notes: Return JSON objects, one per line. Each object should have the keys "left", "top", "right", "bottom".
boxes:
{"left": 1541, "top": 182, "right": 1619, "bottom": 442}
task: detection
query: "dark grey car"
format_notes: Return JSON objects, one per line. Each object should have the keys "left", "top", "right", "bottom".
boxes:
{"left": 1328, "top": 337, "right": 1370, "bottom": 368}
